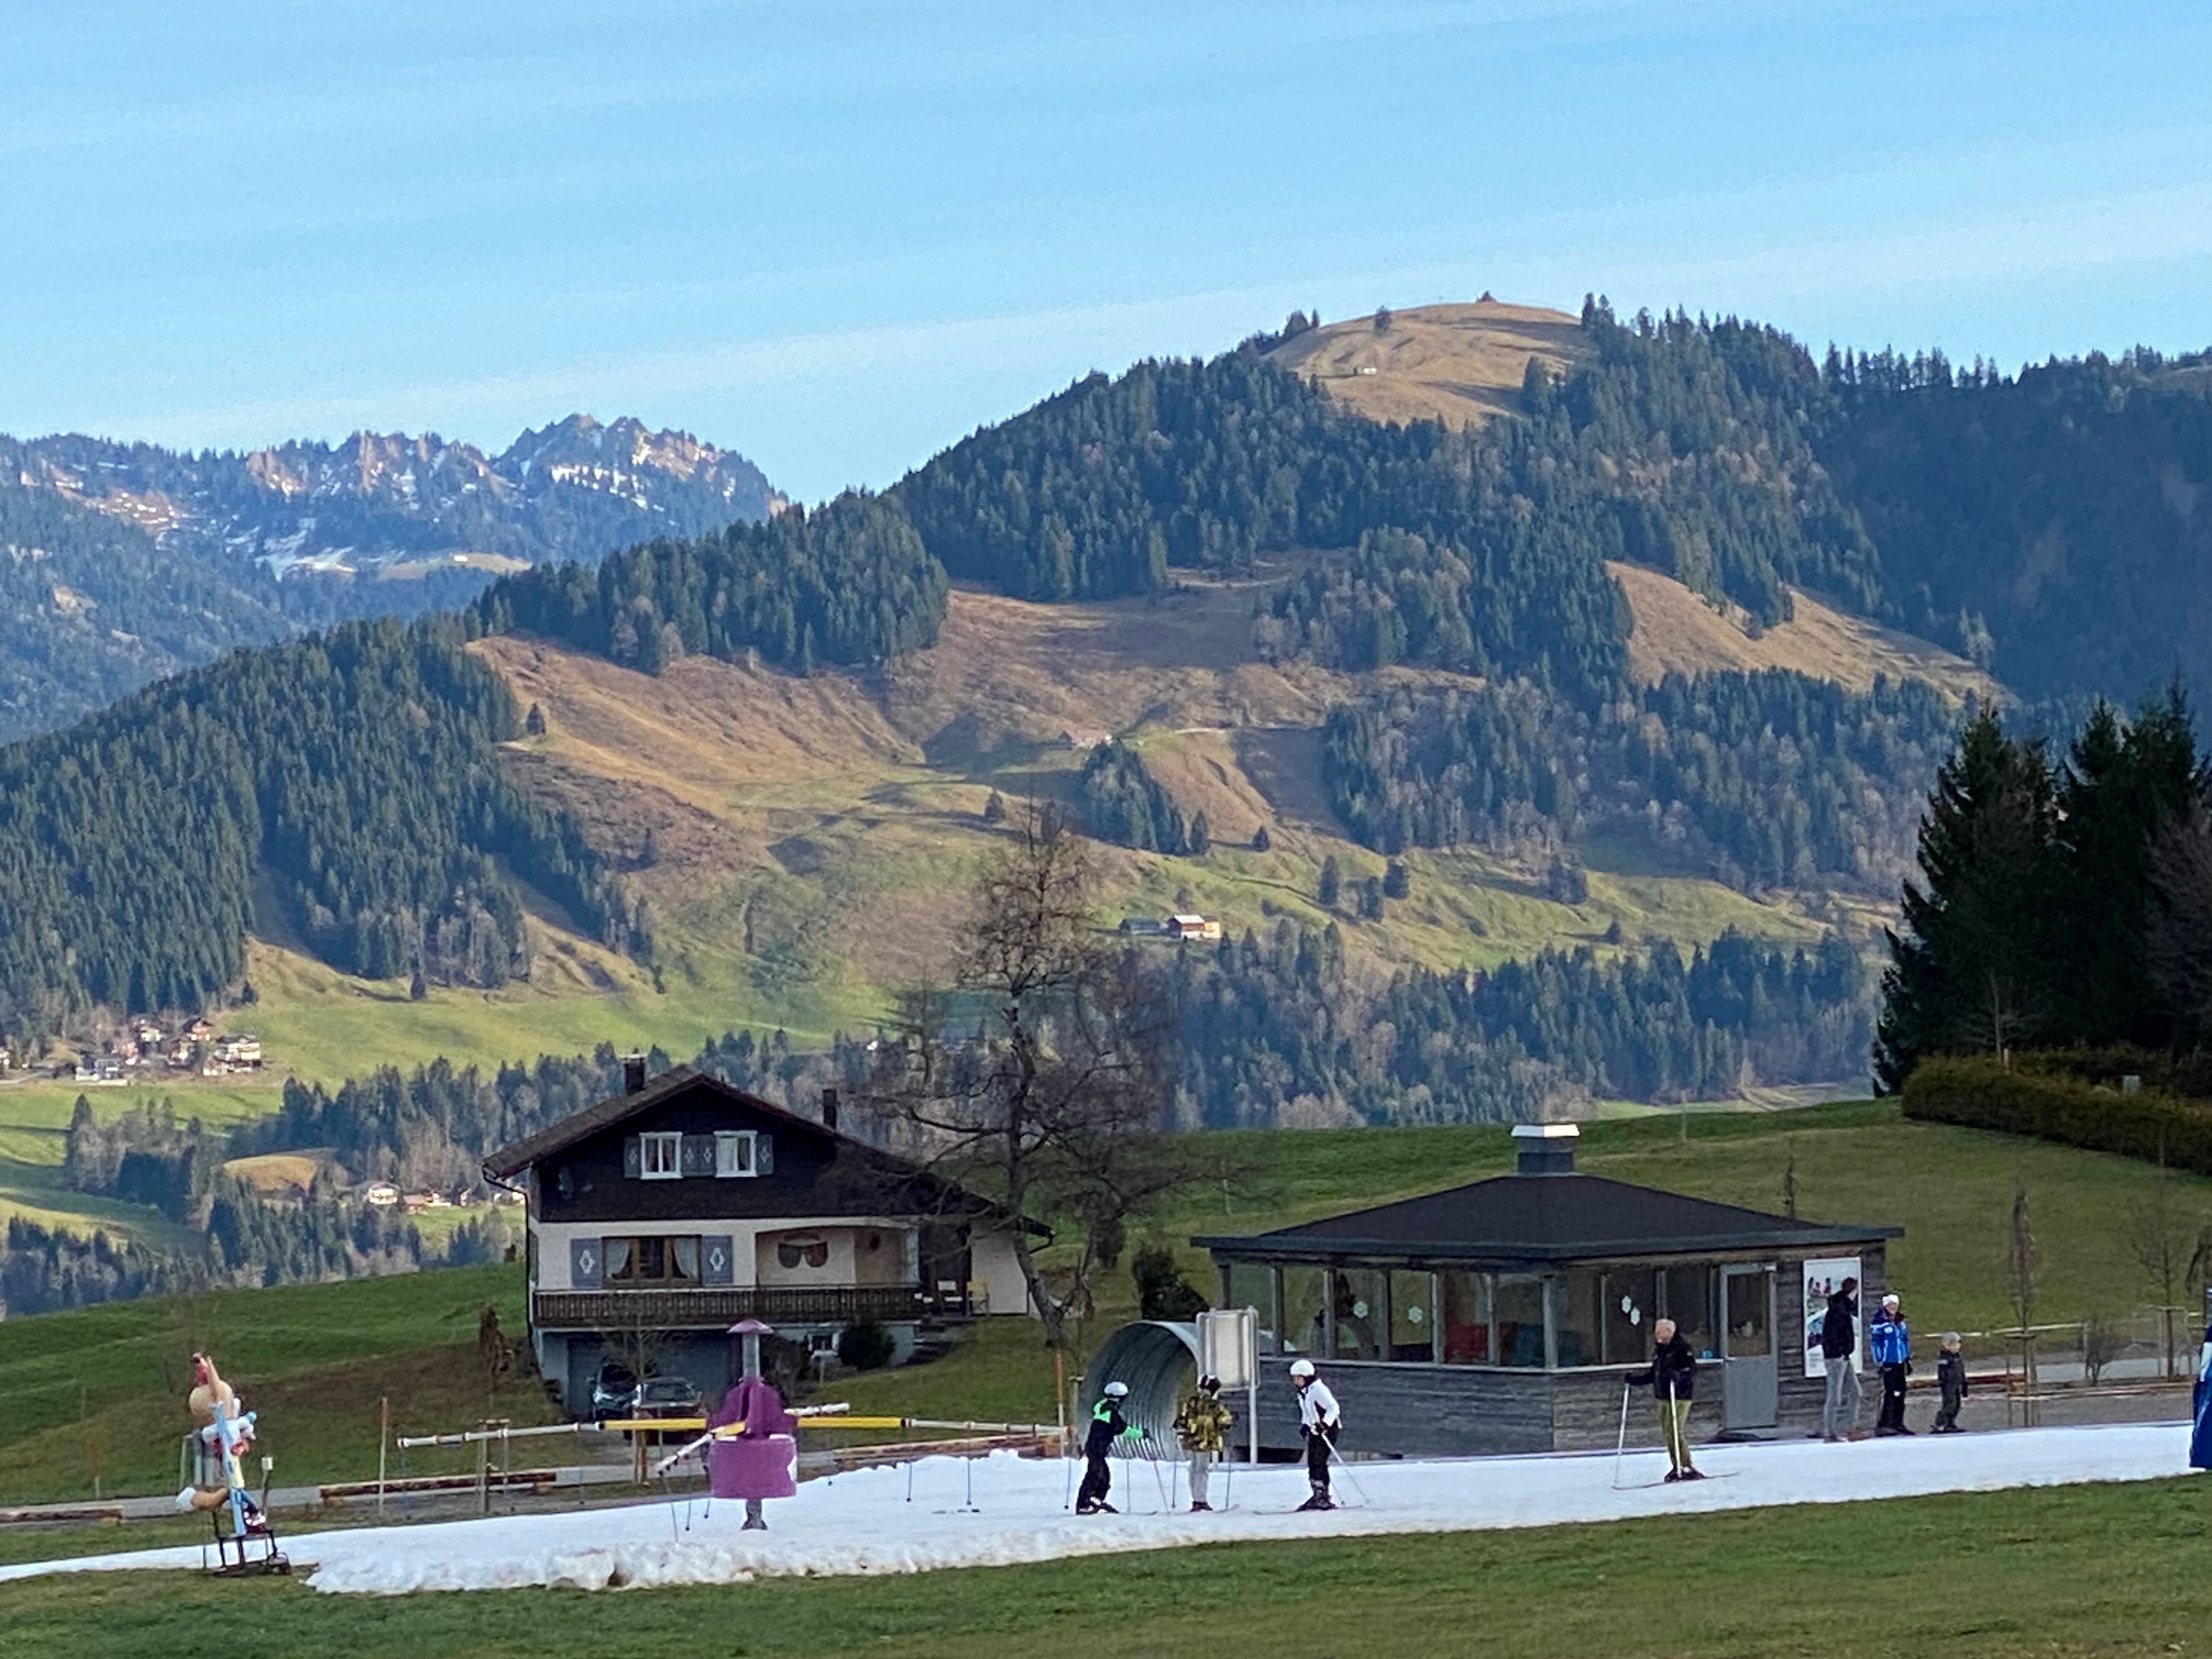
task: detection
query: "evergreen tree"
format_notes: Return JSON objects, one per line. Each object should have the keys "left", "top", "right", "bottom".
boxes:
{"left": 1876, "top": 710, "right": 2059, "bottom": 1090}
{"left": 2051, "top": 685, "right": 2203, "bottom": 1048}
{"left": 1317, "top": 855, "right": 1342, "bottom": 909}
{"left": 1384, "top": 859, "right": 1410, "bottom": 899}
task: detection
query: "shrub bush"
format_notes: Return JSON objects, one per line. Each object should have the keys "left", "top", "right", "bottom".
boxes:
{"left": 1901, "top": 1054, "right": 2212, "bottom": 1175}
{"left": 837, "top": 1319, "right": 897, "bottom": 1371}
{"left": 1132, "top": 1244, "right": 1208, "bottom": 1321}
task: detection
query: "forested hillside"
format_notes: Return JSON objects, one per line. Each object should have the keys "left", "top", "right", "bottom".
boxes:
{"left": 0, "top": 618, "right": 624, "bottom": 1041}
{"left": 470, "top": 490, "right": 945, "bottom": 673}
{"left": 1321, "top": 670, "right": 1960, "bottom": 895}
{"left": 2, "top": 296, "right": 2207, "bottom": 1111}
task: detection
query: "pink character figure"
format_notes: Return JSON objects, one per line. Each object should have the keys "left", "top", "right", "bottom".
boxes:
{"left": 707, "top": 1319, "right": 797, "bottom": 1530}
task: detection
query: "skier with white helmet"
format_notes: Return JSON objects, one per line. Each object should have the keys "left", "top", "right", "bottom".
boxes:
{"left": 1076, "top": 1379, "right": 1138, "bottom": 1514}
{"left": 1289, "top": 1358, "right": 1341, "bottom": 1511}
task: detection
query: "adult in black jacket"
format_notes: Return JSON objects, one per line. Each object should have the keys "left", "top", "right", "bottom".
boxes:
{"left": 1819, "top": 1277, "right": 1864, "bottom": 1442}
{"left": 1625, "top": 1318, "right": 1703, "bottom": 1481}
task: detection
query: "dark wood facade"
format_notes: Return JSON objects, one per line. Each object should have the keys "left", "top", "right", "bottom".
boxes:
{"left": 484, "top": 1067, "right": 1043, "bottom": 1415}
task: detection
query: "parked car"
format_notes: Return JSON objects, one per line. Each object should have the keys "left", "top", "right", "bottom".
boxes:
{"left": 631, "top": 1376, "right": 703, "bottom": 1444}
{"left": 589, "top": 1361, "right": 640, "bottom": 1419}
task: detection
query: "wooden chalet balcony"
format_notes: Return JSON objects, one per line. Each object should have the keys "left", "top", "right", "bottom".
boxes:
{"left": 533, "top": 1283, "right": 972, "bottom": 1331}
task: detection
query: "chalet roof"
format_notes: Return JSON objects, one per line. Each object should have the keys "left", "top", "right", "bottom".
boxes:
{"left": 481, "top": 1066, "right": 1047, "bottom": 1235}
{"left": 1193, "top": 1172, "right": 1898, "bottom": 1264}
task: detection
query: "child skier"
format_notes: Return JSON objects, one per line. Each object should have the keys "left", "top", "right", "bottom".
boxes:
{"left": 1933, "top": 1333, "right": 1969, "bottom": 1432}
{"left": 1174, "top": 1374, "right": 1233, "bottom": 1512}
{"left": 1289, "top": 1358, "right": 1341, "bottom": 1511}
{"left": 1076, "top": 1380, "right": 1137, "bottom": 1514}
{"left": 1625, "top": 1318, "right": 1703, "bottom": 1481}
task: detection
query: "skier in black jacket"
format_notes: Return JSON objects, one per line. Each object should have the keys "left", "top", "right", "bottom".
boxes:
{"left": 1076, "top": 1381, "right": 1136, "bottom": 1514}
{"left": 1626, "top": 1318, "right": 1703, "bottom": 1481}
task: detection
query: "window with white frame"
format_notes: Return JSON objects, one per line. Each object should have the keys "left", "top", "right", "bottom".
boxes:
{"left": 714, "top": 1130, "right": 757, "bottom": 1178}
{"left": 640, "top": 1131, "right": 683, "bottom": 1180}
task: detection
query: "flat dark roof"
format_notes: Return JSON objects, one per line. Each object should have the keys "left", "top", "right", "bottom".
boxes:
{"left": 1194, "top": 1172, "right": 1899, "bottom": 1265}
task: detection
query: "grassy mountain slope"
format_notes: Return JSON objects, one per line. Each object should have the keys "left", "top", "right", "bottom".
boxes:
{"left": 0, "top": 551, "right": 1973, "bottom": 1115}
{"left": 1268, "top": 299, "right": 1585, "bottom": 427}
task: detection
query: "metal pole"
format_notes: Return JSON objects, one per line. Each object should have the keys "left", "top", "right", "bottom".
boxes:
{"left": 1611, "top": 1380, "right": 1632, "bottom": 1488}
{"left": 377, "top": 1397, "right": 388, "bottom": 1518}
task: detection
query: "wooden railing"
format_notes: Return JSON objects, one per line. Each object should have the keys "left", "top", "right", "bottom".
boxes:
{"left": 533, "top": 1284, "right": 972, "bottom": 1329}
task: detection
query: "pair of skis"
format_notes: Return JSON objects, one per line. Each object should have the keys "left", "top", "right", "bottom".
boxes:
{"left": 1609, "top": 1379, "right": 1736, "bottom": 1492}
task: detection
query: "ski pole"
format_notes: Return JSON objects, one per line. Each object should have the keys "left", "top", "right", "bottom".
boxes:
{"left": 1611, "top": 1380, "right": 1632, "bottom": 1489}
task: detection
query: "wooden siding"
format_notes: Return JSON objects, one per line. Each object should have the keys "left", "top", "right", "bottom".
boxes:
{"left": 1237, "top": 1244, "right": 1888, "bottom": 1457}
{"left": 533, "top": 1283, "right": 967, "bottom": 1331}
{"left": 532, "top": 1087, "right": 943, "bottom": 1227}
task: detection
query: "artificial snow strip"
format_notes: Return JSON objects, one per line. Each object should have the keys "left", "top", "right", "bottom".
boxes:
{"left": 0, "top": 1420, "right": 2193, "bottom": 1596}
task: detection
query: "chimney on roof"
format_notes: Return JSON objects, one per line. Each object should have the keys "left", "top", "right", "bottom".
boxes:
{"left": 622, "top": 1052, "right": 647, "bottom": 1094}
{"left": 821, "top": 1088, "right": 839, "bottom": 1131}
{"left": 1511, "top": 1121, "right": 1578, "bottom": 1176}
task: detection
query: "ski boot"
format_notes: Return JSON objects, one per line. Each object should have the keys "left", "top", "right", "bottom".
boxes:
{"left": 1189, "top": 1500, "right": 1212, "bottom": 1513}
{"left": 1295, "top": 1491, "right": 1335, "bottom": 1512}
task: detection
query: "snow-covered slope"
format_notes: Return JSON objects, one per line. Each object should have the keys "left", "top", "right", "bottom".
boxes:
{"left": 0, "top": 1421, "right": 2190, "bottom": 1595}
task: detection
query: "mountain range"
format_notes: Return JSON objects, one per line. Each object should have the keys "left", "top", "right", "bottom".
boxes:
{"left": 0, "top": 415, "right": 777, "bottom": 743}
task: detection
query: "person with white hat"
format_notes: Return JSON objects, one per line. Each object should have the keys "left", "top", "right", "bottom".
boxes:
{"left": 1076, "top": 1380, "right": 1137, "bottom": 1514}
{"left": 1289, "top": 1358, "right": 1341, "bottom": 1511}
{"left": 1870, "top": 1293, "right": 1914, "bottom": 1436}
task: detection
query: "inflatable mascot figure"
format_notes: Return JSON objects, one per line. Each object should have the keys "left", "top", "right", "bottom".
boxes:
{"left": 177, "top": 1351, "right": 288, "bottom": 1575}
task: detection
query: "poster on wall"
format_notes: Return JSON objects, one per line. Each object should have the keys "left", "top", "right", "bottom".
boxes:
{"left": 1802, "top": 1256, "right": 1863, "bottom": 1378}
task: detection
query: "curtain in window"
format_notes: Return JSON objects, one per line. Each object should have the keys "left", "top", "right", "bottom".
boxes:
{"left": 672, "top": 1237, "right": 701, "bottom": 1283}
{"left": 603, "top": 1238, "right": 634, "bottom": 1282}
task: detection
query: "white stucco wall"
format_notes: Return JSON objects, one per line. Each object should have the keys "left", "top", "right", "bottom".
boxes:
{"left": 972, "top": 1227, "right": 1035, "bottom": 1318}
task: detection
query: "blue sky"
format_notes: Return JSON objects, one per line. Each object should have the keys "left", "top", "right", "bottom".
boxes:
{"left": 5, "top": 0, "right": 2208, "bottom": 501}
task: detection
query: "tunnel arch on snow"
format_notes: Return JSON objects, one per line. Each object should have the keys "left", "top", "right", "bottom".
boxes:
{"left": 1084, "top": 1319, "right": 1200, "bottom": 1451}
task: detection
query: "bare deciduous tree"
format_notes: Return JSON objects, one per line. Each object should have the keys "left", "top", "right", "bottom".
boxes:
{"left": 866, "top": 803, "right": 1207, "bottom": 1349}
{"left": 2121, "top": 1149, "right": 2212, "bottom": 1378}
{"left": 2008, "top": 1173, "right": 2040, "bottom": 1419}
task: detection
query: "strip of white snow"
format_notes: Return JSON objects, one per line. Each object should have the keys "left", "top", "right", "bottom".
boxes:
{"left": 0, "top": 1421, "right": 2192, "bottom": 1596}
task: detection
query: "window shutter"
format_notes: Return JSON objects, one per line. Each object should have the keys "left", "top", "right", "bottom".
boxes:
{"left": 701, "top": 1234, "right": 735, "bottom": 1286}
{"left": 622, "top": 1136, "right": 642, "bottom": 1179}
{"left": 681, "top": 1134, "right": 715, "bottom": 1177}
{"left": 755, "top": 1132, "right": 774, "bottom": 1175}
{"left": 571, "top": 1237, "right": 603, "bottom": 1289}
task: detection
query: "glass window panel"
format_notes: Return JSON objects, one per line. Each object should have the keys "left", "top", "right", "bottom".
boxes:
{"left": 1602, "top": 1268, "right": 1659, "bottom": 1365}
{"left": 1440, "top": 1271, "right": 1491, "bottom": 1364}
{"left": 1495, "top": 1276, "right": 1545, "bottom": 1368}
{"left": 635, "top": 1236, "right": 668, "bottom": 1281}
{"left": 603, "top": 1238, "right": 634, "bottom": 1282}
{"left": 1390, "top": 1271, "right": 1435, "bottom": 1362}
{"left": 1282, "top": 1267, "right": 1327, "bottom": 1356}
{"left": 1331, "top": 1270, "right": 1386, "bottom": 1359}
{"left": 1725, "top": 1269, "right": 1772, "bottom": 1358}
{"left": 1666, "top": 1266, "right": 1719, "bottom": 1361}
{"left": 715, "top": 1131, "right": 753, "bottom": 1177}
{"left": 1552, "top": 1271, "right": 1602, "bottom": 1369}
{"left": 672, "top": 1237, "right": 701, "bottom": 1283}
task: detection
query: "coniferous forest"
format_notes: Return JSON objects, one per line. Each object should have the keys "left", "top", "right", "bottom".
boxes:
{"left": 0, "top": 298, "right": 2207, "bottom": 1084}
{"left": 1875, "top": 686, "right": 2212, "bottom": 1090}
